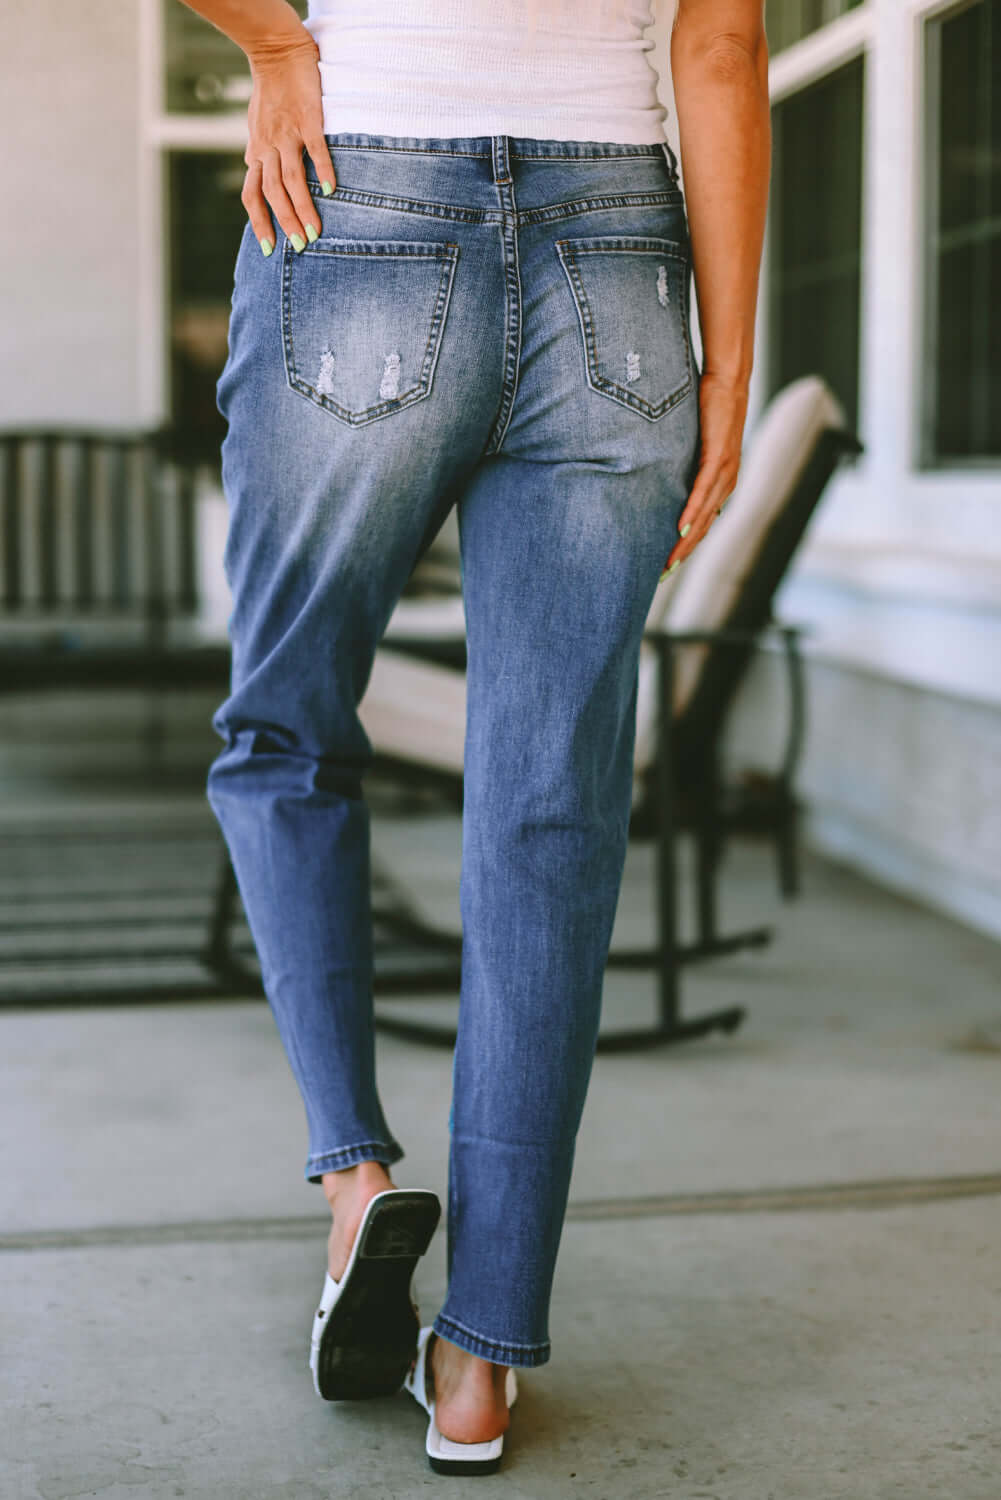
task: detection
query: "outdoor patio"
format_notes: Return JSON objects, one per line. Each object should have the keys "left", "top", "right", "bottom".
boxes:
{"left": 1, "top": 700, "right": 999, "bottom": 1499}
{"left": 4, "top": 0, "right": 1001, "bottom": 1494}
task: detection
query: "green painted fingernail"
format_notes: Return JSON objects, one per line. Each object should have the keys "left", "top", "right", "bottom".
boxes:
{"left": 321, "top": 179, "right": 334, "bottom": 196}
{"left": 305, "top": 222, "right": 319, "bottom": 243}
{"left": 669, "top": 559, "right": 681, "bottom": 573}
{"left": 680, "top": 523, "right": 692, "bottom": 538}
{"left": 258, "top": 237, "right": 273, "bottom": 257}
{"left": 290, "top": 232, "right": 306, "bottom": 253}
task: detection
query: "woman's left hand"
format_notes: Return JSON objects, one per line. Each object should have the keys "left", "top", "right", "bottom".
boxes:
{"left": 241, "top": 33, "right": 337, "bottom": 254}
{"left": 660, "top": 372, "right": 748, "bottom": 580}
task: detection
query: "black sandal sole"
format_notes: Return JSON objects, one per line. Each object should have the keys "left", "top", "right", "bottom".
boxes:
{"left": 429, "top": 1454, "right": 503, "bottom": 1476}
{"left": 314, "top": 1190, "right": 441, "bottom": 1401}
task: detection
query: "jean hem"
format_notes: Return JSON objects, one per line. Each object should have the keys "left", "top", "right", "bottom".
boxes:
{"left": 432, "top": 1313, "right": 551, "bottom": 1369}
{"left": 305, "top": 1139, "right": 405, "bottom": 1183}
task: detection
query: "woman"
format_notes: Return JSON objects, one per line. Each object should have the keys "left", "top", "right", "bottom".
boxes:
{"left": 189, "top": 0, "right": 769, "bottom": 1475}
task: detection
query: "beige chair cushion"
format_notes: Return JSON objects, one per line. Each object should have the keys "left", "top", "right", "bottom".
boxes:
{"left": 382, "top": 593, "right": 467, "bottom": 640}
{"left": 633, "top": 375, "right": 845, "bottom": 773}
{"left": 360, "top": 649, "right": 466, "bottom": 775}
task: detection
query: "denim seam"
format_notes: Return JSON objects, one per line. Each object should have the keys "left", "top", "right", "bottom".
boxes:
{"left": 483, "top": 187, "right": 522, "bottom": 454}
{"left": 308, "top": 184, "right": 499, "bottom": 223}
{"left": 281, "top": 240, "right": 460, "bottom": 426}
{"left": 520, "top": 190, "right": 684, "bottom": 226}
{"left": 307, "top": 187, "right": 683, "bottom": 228}
{"left": 555, "top": 237, "right": 694, "bottom": 422}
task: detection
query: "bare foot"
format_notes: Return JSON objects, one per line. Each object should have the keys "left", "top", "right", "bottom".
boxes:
{"left": 429, "top": 1332, "right": 511, "bottom": 1445}
{"left": 322, "top": 1161, "right": 395, "bottom": 1281}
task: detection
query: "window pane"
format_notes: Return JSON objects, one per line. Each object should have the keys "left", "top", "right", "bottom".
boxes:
{"left": 766, "top": 0, "right": 864, "bottom": 55}
{"left": 167, "top": 152, "right": 247, "bottom": 463}
{"left": 164, "top": 0, "right": 308, "bottom": 113}
{"left": 767, "top": 55, "right": 865, "bottom": 431}
{"left": 925, "top": 0, "right": 1001, "bottom": 462}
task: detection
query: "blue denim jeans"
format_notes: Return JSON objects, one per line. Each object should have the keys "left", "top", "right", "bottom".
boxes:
{"left": 207, "top": 132, "right": 699, "bottom": 1369}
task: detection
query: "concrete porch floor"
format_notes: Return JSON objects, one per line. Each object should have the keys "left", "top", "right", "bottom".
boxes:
{"left": 2, "top": 801, "right": 1000, "bottom": 1499}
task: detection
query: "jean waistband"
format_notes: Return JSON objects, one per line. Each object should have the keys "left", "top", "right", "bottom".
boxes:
{"left": 322, "top": 131, "right": 679, "bottom": 175}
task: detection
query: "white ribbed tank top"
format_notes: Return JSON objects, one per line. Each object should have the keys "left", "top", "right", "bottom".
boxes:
{"left": 302, "top": 0, "right": 668, "bottom": 146}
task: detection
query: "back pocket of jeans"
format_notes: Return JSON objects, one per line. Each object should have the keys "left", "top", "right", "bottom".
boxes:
{"left": 555, "top": 236, "right": 693, "bottom": 421}
{"left": 281, "top": 238, "right": 459, "bottom": 427}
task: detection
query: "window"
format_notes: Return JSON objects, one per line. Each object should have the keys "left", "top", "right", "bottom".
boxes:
{"left": 767, "top": 55, "right": 865, "bottom": 430}
{"left": 923, "top": 0, "right": 1001, "bottom": 464}
{"left": 164, "top": 0, "right": 308, "bottom": 113}
{"left": 167, "top": 152, "right": 247, "bottom": 463}
{"left": 161, "top": 2, "right": 308, "bottom": 461}
{"left": 765, "top": 0, "right": 864, "bottom": 55}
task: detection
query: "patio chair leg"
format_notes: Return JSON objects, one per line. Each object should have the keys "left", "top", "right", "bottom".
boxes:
{"left": 776, "top": 796, "right": 800, "bottom": 900}
{"left": 595, "top": 635, "right": 746, "bottom": 1050}
{"left": 375, "top": 642, "right": 760, "bottom": 1050}
{"left": 681, "top": 770, "right": 773, "bottom": 962}
{"left": 368, "top": 850, "right": 467, "bottom": 1043}
{"left": 775, "top": 626, "right": 806, "bottom": 902}
{"left": 201, "top": 846, "right": 262, "bottom": 995}
{"left": 371, "top": 854, "right": 463, "bottom": 996}
{"left": 373, "top": 642, "right": 747, "bottom": 1051}
{"left": 694, "top": 760, "right": 723, "bottom": 946}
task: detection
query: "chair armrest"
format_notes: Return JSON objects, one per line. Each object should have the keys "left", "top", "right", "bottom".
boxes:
{"left": 642, "top": 621, "right": 810, "bottom": 791}
{"left": 642, "top": 622, "right": 810, "bottom": 650}
{"left": 377, "top": 636, "right": 468, "bottom": 669}
{"left": 383, "top": 594, "right": 466, "bottom": 638}
{"left": 834, "top": 428, "right": 865, "bottom": 459}
{"left": 380, "top": 635, "right": 468, "bottom": 652}
{"left": 381, "top": 593, "right": 468, "bottom": 667}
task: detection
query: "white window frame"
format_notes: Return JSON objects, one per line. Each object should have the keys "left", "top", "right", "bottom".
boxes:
{"left": 918, "top": 0, "right": 1000, "bottom": 470}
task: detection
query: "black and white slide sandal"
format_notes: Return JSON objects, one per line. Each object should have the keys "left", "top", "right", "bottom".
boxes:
{"left": 309, "top": 1188, "right": 441, "bottom": 1401}
{"left": 404, "top": 1325, "right": 519, "bottom": 1476}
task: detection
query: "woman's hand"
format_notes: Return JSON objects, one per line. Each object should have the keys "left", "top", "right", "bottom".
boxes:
{"left": 663, "top": 0, "right": 770, "bottom": 580}
{"left": 242, "top": 35, "right": 337, "bottom": 256}
{"left": 661, "top": 371, "right": 748, "bottom": 577}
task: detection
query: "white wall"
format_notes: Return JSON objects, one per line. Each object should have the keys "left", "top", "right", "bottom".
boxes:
{"left": 1, "top": 1, "right": 145, "bottom": 428}
{"left": 724, "top": 649, "right": 1001, "bottom": 941}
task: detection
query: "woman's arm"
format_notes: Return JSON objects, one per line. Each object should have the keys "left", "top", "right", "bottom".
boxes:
{"left": 175, "top": 0, "right": 337, "bottom": 254}
{"left": 664, "top": 0, "right": 770, "bottom": 570}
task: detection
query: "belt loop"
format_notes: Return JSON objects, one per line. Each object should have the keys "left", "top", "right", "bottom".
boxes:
{"left": 492, "top": 134, "right": 512, "bottom": 185}
{"left": 661, "top": 139, "right": 680, "bottom": 182}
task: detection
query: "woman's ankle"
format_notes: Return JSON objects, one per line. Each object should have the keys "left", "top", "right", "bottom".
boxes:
{"left": 430, "top": 1336, "right": 511, "bottom": 1442}
{"left": 322, "top": 1162, "right": 395, "bottom": 1278}
{"left": 321, "top": 1159, "right": 394, "bottom": 1212}
{"left": 429, "top": 1338, "right": 510, "bottom": 1428}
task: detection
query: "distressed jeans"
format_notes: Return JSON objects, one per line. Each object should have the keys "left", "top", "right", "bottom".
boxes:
{"left": 207, "top": 132, "right": 700, "bottom": 1368}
